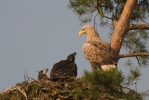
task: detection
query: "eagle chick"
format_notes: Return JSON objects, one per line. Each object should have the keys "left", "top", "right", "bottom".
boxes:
{"left": 38, "top": 68, "right": 49, "bottom": 80}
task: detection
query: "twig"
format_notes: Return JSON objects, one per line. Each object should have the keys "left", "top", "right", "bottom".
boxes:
{"left": 122, "top": 86, "right": 135, "bottom": 92}
{"left": 94, "top": 13, "right": 98, "bottom": 28}
{"left": 103, "top": 15, "right": 112, "bottom": 19}
{"left": 16, "top": 86, "right": 28, "bottom": 100}
{"left": 24, "top": 73, "right": 26, "bottom": 82}
{"left": 135, "top": 82, "right": 137, "bottom": 93}
{"left": 36, "top": 90, "right": 38, "bottom": 100}
{"left": 136, "top": 56, "right": 141, "bottom": 66}
{"left": 24, "top": 71, "right": 29, "bottom": 82}
{"left": 2, "top": 86, "right": 28, "bottom": 100}
{"left": 2, "top": 87, "right": 13, "bottom": 93}
{"left": 140, "top": 89, "right": 149, "bottom": 96}
{"left": 38, "top": 88, "right": 47, "bottom": 99}
{"left": 122, "top": 82, "right": 137, "bottom": 88}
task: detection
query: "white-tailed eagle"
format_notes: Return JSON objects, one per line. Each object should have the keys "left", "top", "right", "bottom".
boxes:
{"left": 78, "top": 25, "right": 116, "bottom": 70}
{"left": 38, "top": 68, "right": 49, "bottom": 80}
{"left": 50, "top": 52, "right": 77, "bottom": 81}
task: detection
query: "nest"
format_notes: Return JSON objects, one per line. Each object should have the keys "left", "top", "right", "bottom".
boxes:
{"left": 0, "top": 77, "right": 80, "bottom": 100}
{"left": 0, "top": 69, "right": 144, "bottom": 100}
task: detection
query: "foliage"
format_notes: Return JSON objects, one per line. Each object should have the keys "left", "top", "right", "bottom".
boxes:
{"left": 123, "top": 30, "right": 149, "bottom": 67}
{"left": 73, "top": 69, "right": 143, "bottom": 100}
{"left": 68, "top": 0, "right": 149, "bottom": 24}
{"left": 68, "top": 0, "right": 149, "bottom": 67}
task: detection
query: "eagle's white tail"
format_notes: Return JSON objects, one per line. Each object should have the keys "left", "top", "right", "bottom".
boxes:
{"left": 101, "top": 65, "right": 116, "bottom": 71}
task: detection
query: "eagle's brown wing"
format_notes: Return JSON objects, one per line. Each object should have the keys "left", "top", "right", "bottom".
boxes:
{"left": 83, "top": 41, "right": 114, "bottom": 69}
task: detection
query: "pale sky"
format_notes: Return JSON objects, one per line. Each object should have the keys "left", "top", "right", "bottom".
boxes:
{"left": 0, "top": 1, "right": 149, "bottom": 92}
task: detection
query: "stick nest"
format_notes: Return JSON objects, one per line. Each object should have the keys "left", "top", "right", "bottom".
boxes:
{"left": 0, "top": 77, "right": 80, "bottom": 100}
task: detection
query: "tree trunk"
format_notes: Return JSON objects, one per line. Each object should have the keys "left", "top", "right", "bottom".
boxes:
{"left": 110, "top": 0, "right": 137, "bottom": 62}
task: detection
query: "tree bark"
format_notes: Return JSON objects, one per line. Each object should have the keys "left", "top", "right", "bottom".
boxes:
{"left": 110, "top": 0, "right": 137, "bottom": 62}
{"left": 128, "top": 24, "right": 149, "bottom": 30}
{"left": 119, "top": 52, "right": 149, "bottom": 59}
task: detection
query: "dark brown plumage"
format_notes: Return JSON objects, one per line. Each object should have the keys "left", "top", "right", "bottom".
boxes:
{"left": 50, "top": 52, "right": 77, "bottom": 81}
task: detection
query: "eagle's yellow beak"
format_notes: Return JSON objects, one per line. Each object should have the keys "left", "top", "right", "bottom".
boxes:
{"left": 78, "top": 30, "right": 85, "bottom": 36}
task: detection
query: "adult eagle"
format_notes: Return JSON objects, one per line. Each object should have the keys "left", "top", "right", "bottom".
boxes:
{"left": 50, "top": 52, "right": 77, "bottom": 81}
{"left": 78, "top": 25, "right": 116, "bottom": 70}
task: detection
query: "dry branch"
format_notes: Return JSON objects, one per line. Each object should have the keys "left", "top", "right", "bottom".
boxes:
{"left": 1, "top": 86, "right": 28, "bottom": 100}
{"left": 16, "top": 86, "right": 28, "bottom": 100}
{"left": 0, "top": 78, "right": 78, "bottom": 100}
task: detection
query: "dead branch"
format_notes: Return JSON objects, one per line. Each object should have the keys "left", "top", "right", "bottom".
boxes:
{"left": 1, "top": 86, "right": 28, "bottom": 100}
{"left": 122, "top": 86, "right": 136, "bottom": 93}
{"left": 122, "top": 82, "right": 137, "bottom": 88}
{"left": 119, "top": 52, "right": 149, "bottom": 59}
{"left": 128, "top": 24, "right": 149, "bottom": 30}
{"left": 135, "top": 82, "right": 137, "bottom": 93}
{"left": 140, "top": 89, "right": 149, "bottom": 97}
{"left": 1, "top": 87, "right": 14, "bottom": 94}
{"left": 38, "top": 88, "right": 48, "bottom": 99}
{"left": 94, "top": 13, "right": 98, "bottom": 28}
{"left": 16, "top": 86, "right": 28, "bottom": 100}
{"left": 136, "top": 56, "right": 141, "bottom": 66}
{"left": 24, "top": 71, "right": 30, "bottom": 82}
{"left": 103, "top": 15, "right": 112, "bottom": 19}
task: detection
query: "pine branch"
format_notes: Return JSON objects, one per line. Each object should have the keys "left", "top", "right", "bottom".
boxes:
{"left": 128, "top": 24, "right": 149, "bottom": 30}
{"left": 119, "top": 52, "right": 149, "bottom": 59}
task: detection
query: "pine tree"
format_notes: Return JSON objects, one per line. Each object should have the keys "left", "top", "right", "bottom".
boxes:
{"left": 68, "top": 0, "right": 149, "bottom": 99}
{"left": 73, "top": 69, "right": 143, "bottom": 100}
{"left": 1, "top": 1, "right": 149, "bottom": 99}
{"left": 68, "top": 0, "right": 149, "bottom": 67}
